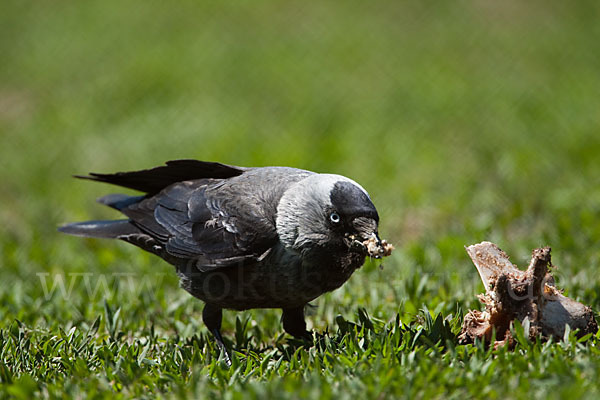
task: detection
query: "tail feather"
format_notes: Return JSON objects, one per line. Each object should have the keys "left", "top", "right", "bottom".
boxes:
{"left": 58, "top": 219, "right": 140, "bottom": 238}
{"left": 96, "top": 193, "right": 145, "bottom": 210}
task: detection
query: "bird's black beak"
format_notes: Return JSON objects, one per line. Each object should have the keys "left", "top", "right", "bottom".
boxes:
{"left": 345, "top": 217, "right": 380, "bottom": 254}
{"left": 363, "top": 231, "right": 388, "bottom": 259}
{"left": 372, "top": 231, "right": 383, "bottom": 247}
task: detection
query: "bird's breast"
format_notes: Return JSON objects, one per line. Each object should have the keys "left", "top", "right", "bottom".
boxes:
{"left": 178, "top": 244, "right": 365, "bottom": 310}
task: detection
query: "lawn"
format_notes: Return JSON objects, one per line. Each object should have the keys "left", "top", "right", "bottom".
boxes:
{"left": 1, "top": 0, "right": 600, "bottom": 398}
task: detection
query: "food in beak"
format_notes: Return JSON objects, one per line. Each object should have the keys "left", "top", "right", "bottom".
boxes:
{"left": 363, "top": 236, "right": 394, "bottom": 258}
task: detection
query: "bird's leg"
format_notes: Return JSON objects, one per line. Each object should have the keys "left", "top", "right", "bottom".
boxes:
{"left": 282, "top": 305, "right": 313, "bottom": 340}
{"left": 202, "top": 303, "right": 231, "bottom": 367}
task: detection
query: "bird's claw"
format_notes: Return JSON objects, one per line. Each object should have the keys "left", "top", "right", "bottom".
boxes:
{"left": 212, "top": 328, "right": 232, "bottom": 368}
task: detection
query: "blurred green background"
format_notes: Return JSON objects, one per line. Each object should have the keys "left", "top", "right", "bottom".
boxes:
{"left": 1, "top": 0, "right": 600, "bottom": 397}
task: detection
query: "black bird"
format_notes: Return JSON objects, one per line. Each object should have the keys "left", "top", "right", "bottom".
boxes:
{"left": 60, "top": 160, "right": 385, "bottom": 364}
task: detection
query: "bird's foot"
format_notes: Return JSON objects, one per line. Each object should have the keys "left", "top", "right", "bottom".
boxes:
{"left": 297, "top": 330, "right": 314, "bottom": 342}
{"left": 212, "top": 328, "right": 232, "bottom": 368}
{"left": 286, "top": 330, "right": 315, "bottom": 346}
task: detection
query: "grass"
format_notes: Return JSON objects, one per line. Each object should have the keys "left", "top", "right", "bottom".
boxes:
{"left": 1, "top": 0, "right": 600, "bottom": 398}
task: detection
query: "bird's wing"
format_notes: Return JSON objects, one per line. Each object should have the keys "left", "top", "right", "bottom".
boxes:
{"left": 76, "top": 159, "right": 246, "bottom": 195}
{"left": 120, "top": 178, "right": 281, "bottom": 271}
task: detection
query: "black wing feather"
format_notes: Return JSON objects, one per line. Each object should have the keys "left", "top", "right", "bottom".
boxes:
{"left": 76, "top": 159, "right": 245, "bottom": 194}
{"left": 120, "top": 179, "right": 279, "bottom": 270}
{"left": 120, "top": 196, "right": 171, "bottom": 242}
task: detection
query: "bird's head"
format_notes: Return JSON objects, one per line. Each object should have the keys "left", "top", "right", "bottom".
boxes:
{"left": 276, "top": 173, "right": 381, "bottom": 257}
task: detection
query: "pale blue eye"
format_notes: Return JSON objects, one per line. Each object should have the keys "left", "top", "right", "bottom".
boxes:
{"left": 330, "top": 212, "right": 340, "bottom": 223}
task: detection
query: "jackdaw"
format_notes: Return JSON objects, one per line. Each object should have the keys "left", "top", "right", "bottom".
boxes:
{"left": 60, "top": 160, "right": 387, "bottom": 363}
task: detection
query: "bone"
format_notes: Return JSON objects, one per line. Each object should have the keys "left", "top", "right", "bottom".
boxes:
{"left": 459, "top": 241, "right": 597, "bottom": 345}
